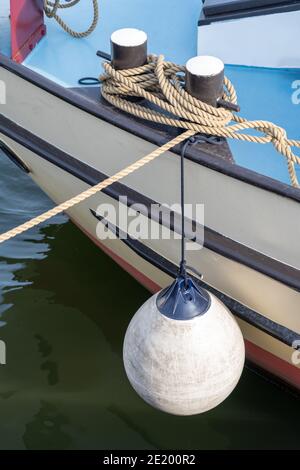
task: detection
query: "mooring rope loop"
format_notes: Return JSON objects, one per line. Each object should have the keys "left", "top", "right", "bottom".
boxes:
{"left": 0, "top": 131, "right": 194, "bottom": 244}
{"left": 44, "top": 0, "right": 99, "bottom": 38}
{"left": 100, "top": 54, "right": 300, "bottom": 187}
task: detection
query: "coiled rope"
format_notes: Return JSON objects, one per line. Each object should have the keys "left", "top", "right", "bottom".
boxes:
{"left": 44, "top": 0, "right": 99, "bottom": 38}
{"left": 101, "top": 54, "right": 300, "bottom": 187}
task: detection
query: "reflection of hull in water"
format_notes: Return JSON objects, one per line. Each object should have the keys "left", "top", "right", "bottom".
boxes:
{"left": 0, "top": 219, "right": 240, "bottom": 450}
{"left": 0, "top": 220, "right": 158, "bottom": 450}
{"left": 0, "top": 220, "right": 299, "bottom": 450}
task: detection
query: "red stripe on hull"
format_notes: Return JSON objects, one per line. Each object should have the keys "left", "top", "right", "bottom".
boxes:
{"left": 10, "top": 0, "right": 46, "bottom": 63}
{"left": 75, "top": 220, "right": 300, "bottom": 391}
{"left": 78, "top": 222, "right": 161, "bottom": 293}
{"left": 245, "top": 339, "right": 300, "bottom": 390}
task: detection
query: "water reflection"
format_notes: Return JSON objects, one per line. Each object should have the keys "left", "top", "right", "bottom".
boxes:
{"left": 0, "top": 151, "right": 299, "bottom": 450}
{"left": 24, "top": 401, "right": 72, "bottom": 451}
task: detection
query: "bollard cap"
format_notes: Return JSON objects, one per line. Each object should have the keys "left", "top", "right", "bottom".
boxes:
{"left": 186, "top": 55, "right": 224, "bottom": 77}
{"left": 111, "top": 28, "right": 148, "bottom": 70}
{"left": 111, "top": 28, "right": 147, "bottom": 47}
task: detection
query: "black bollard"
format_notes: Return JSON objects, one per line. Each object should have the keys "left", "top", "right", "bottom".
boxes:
{"left": 186, "top": 56, "right": 225, "bottom": 107}
{"left": 111, "top": 28, "right": 148, "bottom": 70}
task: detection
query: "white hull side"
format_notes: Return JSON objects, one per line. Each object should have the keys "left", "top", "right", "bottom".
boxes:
{"left": 198, "top": 10, "right": 300, "bottom": 68}
{"left": 1, "top": 67, "right": 300, "bottom": 270}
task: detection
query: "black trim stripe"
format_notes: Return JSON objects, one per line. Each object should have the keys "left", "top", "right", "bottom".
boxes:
{"left": 0, "top": 113, "right": 299, "bottom": 292}
{"left": 91, "top": 211, "right": 300, "bottom": 348}
{"left": 199, "top": 0, "right": 300, "bottom": 24}
{"left": 0, "top": 53, "right": 300, "bottom": 203}
{"left": 203, "top": 0, "right": 298, "bottom": 16}
{"left": 0, "top": 140, "right": 29, "bottom": 173}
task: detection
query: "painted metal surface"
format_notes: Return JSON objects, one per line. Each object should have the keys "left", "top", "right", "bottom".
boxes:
{"left": 0, "top": 132, "right": 299, "bottom": 389}
{"left": 0, "top": 0, "right": 299, "bottom": 391}
{"left": 1, "top": 105, "right": 299, "bottom": 295}
{"left": 1, "top": 132, "right": 299, "bottom": 335}
{"left": 23, "top": 0, "right": 200, "bottom": 86}
{"left": 0, "top": 66, "right": 299, "bottom": 270}
{"left": 0, "top": 1, "right": 11, "bottom": 57}
{"left": 198, "top": 9, "right": 300, "bottom": 68}
{"left": 10, "top": 0, "right": 45, "bottom": 63}
{"left": 202, "top": 0, "right": 297, "bottom": 16}
{"left": 197, "top": 6, "right": 300, "bottom": 185}
{"left": 225, "top": 65, "right": 300, "bottom": 186}
{"left": 18, "top": 0, "right": 300, "bottom": 186}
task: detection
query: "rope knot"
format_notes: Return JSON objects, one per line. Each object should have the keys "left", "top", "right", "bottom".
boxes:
{"left": 100, "top": 55, "right": 300, "bottom": 187}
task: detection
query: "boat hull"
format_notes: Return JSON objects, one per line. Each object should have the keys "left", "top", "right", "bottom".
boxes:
{"left": 0, "top": 55, "right": 299, "bottom": 392}
{"left": 0, "top": 132, "right": 299, "bottom": 392}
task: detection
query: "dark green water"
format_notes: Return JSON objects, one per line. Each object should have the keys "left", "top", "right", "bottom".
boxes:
{"left": 0, "top": 151, "right": 299, "bottom": 450}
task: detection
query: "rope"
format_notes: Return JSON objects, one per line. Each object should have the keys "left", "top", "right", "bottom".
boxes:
{"left": 44, "top": 0, "right": 99, "bottom": 38}
{"left": 100, "top": 54, "right": 300, "bottom": 187}
{"left": 0, "top": 131, "right": 194, "bottom": 244}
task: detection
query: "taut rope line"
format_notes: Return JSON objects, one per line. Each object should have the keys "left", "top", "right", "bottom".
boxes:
{"left": 0, "top": 131, "right": 194, "bottom": 244}
{"left": 44, "top": 0, "right": 99, "bottom": 38}
{"left": 100, "top": 54, "right": 300, "bottom": 187}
